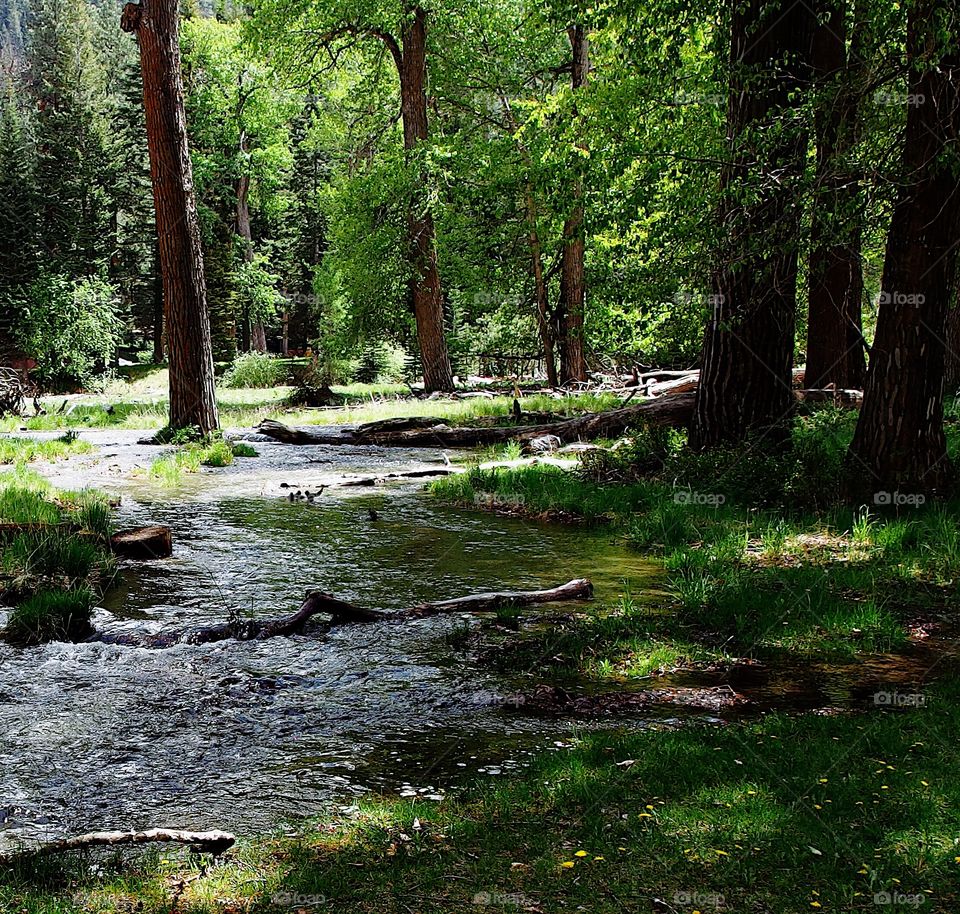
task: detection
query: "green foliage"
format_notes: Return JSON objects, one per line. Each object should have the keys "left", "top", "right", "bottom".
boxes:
{"left": 222, "top": 352, "right": 289, "bottom": 388}
{"left": 9, "top": 273, "right": 122, "bottom": 391}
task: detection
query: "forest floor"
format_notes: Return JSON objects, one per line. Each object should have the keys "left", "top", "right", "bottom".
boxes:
{"left": 2, "top": 383, "right": 960, "bottom": 912}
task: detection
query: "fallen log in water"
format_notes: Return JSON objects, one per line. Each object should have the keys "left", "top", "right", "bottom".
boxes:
{"left": 0, "top": 828, "right": 236, "bottom": 861}
{"left": 91, "top": 579, "right": 594, "bottom": 648}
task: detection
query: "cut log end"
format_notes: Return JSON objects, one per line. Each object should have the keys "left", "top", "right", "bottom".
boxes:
{"left": 111, "top": 525, "right": 173, "bottom": 560}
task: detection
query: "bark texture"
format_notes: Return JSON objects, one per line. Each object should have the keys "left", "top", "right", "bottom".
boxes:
{"left": 556, "top": 24, "right": 590, "bottom": 385}
{"left": 848, "top": 4, "right": 960, "bottom": 494}
{"left": 690, "top": 0, "right": 817, "bottom": 448}
{"left": 399, "top": 6, "right": 453, "bottom": 392}
{"left": 122, "top": 0, "right": 219, "bottom": 434}
{"left": 805, "top": 0, "right": 867, "bottom": 389}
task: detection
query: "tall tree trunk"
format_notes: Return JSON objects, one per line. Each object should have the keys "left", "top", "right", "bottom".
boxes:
{"left": 398, "top": 6, "right": 453, "bottom": 392}
{"left": 848, "top": 5, "right": 960, "bottom": 495}
{"left": 151, "top": 232, "right": 164, "bottom": 363}
{"left": 235, "top": 159, "right": 266, "bottom": 353}
{"left": 495, "top": 85, "right": 558, "bottom": 388}
{"left": 122, "top": 0, "right": 218, "bottom": 434}
{"left": 525, "top": 185, "right": 558, "bottom": 388}
{"left": 805, "top": 0, "right": 866, "bottom": 389}
{"left": 556, "top": 24, "right": 589, "bottom": 385}
{"left": 689, "top": 0, "right": 816, "bottom": 449}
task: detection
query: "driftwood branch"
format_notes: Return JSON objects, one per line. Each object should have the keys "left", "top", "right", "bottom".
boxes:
{"left": 91, "top": 580, "right": 593, "bottom": 649}
{"left": 0, "top": 828, "right": 235, "bottom": 862}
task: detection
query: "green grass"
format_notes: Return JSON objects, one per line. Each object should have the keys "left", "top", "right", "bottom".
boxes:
{"left": 1, "top": 372, "right": 620, "bottom": 434}
{"left": 434, "top": 406, "right": 960, "bottom": 674}
{"left": 0, "top": 434, "right": 93, "bottom": 464}
{"left": 147, "top": 437, "right": 239, "bottom": 484}
{"left": 5, "top": 675, "right": 960, "bottom": 912}
{"left": 4, "top": 586, "right": 95, "bottom": 644}
{"left": 0, "top": 469, "right": 115, "bottom": 644}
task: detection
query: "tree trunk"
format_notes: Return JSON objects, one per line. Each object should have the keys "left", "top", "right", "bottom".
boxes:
{"left": 944, "top": 291, "right": 960, "bottom": 395}
{"left": 847, "top": 5, "right": 960, "bottom": 495}
{"left": 805, "top": 0, "right": 867, "bottom": 390}
{"left": 151, "top": 232, "right": 164, "bottom": 363}
{"left": 690, "top": 0, "right": 816, "bottom": 449}
{"left": 525, "top": 184, "right": 558, "bottom": 388}
{"left": 122, "top": 0, "right": 218, "bottom": 434}
{"left": 235, "top": 162, "right": 267, "bottom": 354}
{"left": 556, "top": 24, "right": 589, "bottom": 385}
{"left": 398, "top": 6, "right": 453, "bottom": 392}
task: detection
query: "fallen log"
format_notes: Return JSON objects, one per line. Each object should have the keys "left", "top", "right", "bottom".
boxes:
{"left": 0, "top": 828, "right": 235, "bottom": 861}
{"left": 259, "top": 381, "right": 864, "bottom": 450}
{"left": 335, "top": 468, "right": 456, "bottom": 487}
{"left": 258, "top": 393, "right": 696, "bottom": 449}
{"left": 90, "top": 580, "right": 593, "bottom": 648}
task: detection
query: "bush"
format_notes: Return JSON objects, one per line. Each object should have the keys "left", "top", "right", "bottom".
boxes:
{"left": 8, "top": 273, "right": 122, "bottom": 392}
{"left": 222, "top": 352, "right": 289, "bottom": 389}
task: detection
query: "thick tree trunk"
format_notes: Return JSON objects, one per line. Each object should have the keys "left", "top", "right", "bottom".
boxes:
{"left": 399, "top": 6, "right": 453, "bottom": 392}
{"left": 847, "top": 5, "right": 960, "bottom": 495}
{"left": 690, "top": 0, "right": 816, "bottom": 449}
{"left": 122, "top": 0, "right": 219, "bottom": 434}
{"left": 151, "top": 232, "right": 164, "bottom": 363}
{"left": 805, "top": 0, "right": 866, "bottom": 389}
{"left": 556, "top": 24, "right": 589, "bottom": 385}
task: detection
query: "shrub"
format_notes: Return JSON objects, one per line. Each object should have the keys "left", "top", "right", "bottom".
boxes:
{"left": 8, "top": 273, "right": 122, "bottom": 392}
{"left": 222, "top": 352, "right": 289, "bottom": 389}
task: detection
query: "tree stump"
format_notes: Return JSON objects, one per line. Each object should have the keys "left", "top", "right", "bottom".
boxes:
{"left": 111, "top": 525, "right": 173, "bottom": 559}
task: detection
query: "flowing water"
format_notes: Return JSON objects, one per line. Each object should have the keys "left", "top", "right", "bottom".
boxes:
{"left": 1, "top": 429, "right": 948, "bottom": 851}
{"left": 0, "top": 430, "right": 661, "bottom": 849}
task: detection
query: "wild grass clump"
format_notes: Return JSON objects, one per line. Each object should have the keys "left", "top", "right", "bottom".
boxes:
{"left": 4, "top": 587, "right": 95, "bottom": 644}
{"left": 0, "top": 434, "right": 93, "bottom": 464}
{"left": 147, "top": 435, "right": 237, "bottom": 483}
{"left": 0, "top": 472, "right": 115, "bottom": 645}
